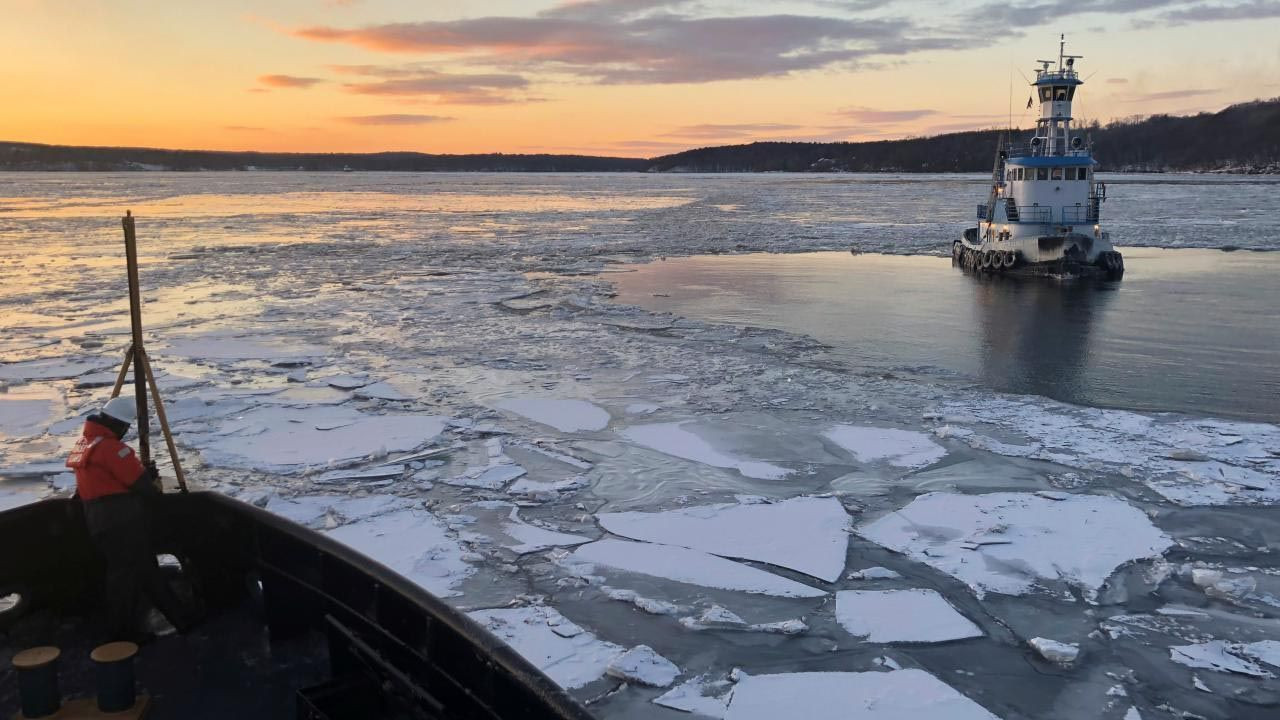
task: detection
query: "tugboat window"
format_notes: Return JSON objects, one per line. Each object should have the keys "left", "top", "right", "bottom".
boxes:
{"left": 1039, "top": 87, "right": 1052, "bottom": 102}
{"left": 1051, "top": 168, "right": 1063, "bottom": 180}
{"left": 1037, "top": 168, "right": 1049, "bottom": 181}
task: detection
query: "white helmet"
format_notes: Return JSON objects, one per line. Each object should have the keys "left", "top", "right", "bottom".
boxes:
{"left": 101, "top": 396, "right": 138, "bottom": 424}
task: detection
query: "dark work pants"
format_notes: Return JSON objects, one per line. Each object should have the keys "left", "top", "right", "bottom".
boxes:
{"left": 84, "top": 494, "right": 192, "bottom": 641}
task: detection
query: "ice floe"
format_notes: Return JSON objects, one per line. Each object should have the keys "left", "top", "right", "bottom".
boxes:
{"left": 456, "top": 502, "right": 590, "bottom": 554}
{"left": 0, "top": 357, "right": 112, "bottom": 382}
{"left": 495, "top": 397, "right": 611, "bottom": 432}
{"left": 847, "top": 566, "right": 902, "bottom": 580}
{"left": 326, "top": 507, "right": 471, "bottom": 597}
{"left": 570, "top": 539, "right": 825, "bottom": 598}
{"left": 1169, "top": 640, "right": 1277, "bottom": 678}
{"left": 1028, "top": 637, "right": 1080, "bottom": 665}
{"left": 823, "top": 425, "right": 947, "bottom": 469}
{"left": 858, "top": 492, "right": 1171, "bottom": 599}
{"left": 620, "top": 421, "right": 791, "bottom": 480}
{"left": 836, "top": 589, "right": 981, "bottom": 643}
{"left": 597, "top": 496, "right": 849, "bottom": 582}
{"left": 606, "top": 645, "right": 680, "bottom": 687}
{"left": 653, "top": 674, "right": 733, "bottom": 717}
{"left": 188, "top": 405, "right": 447, "bottom": 472}
{"left": 0, "top": 386, "right": 64, "bottom": 440}
{"left": 467, "top": 605, "right": 623, "bottom": 689}
{"left": 724, "top": 669, "right": 1000, "bottom": 720}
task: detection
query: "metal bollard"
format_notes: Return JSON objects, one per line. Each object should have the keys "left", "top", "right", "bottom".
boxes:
{"left": 11, "top": 646, "right": 61, "bottom": 718}
{"left": 91, "top": 641, "right": 139, "bottom": 713}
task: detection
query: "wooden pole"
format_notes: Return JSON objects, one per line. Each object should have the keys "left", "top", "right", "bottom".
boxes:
{"left": 122, "top": 211, "right": 150, "bottom": 465}
{"left": 137, "top": 350, "right": 188, "bottom": 493}
{"left": 109, "top": 344, "right": 133, "bottom": 399}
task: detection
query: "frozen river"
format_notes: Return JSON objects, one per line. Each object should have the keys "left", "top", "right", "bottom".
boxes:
{"left": 2, "top": 172, "right": 1280, "bottom": 719}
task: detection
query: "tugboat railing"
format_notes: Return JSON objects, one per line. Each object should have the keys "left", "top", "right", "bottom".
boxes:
{"left": 1005, "top": 143, "right": 1091, "bottom": 159}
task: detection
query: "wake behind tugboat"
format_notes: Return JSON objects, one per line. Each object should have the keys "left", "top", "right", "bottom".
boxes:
{"left": 955, "top": 37, "right": 1123, "bottom": 279}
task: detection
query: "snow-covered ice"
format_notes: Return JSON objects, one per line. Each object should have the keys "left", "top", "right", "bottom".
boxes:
{"left": 858, "top": 492, "right": 1172, "bottom": 599}
{"left": 495, "top": 397, "right": 610, "bottom": 432}
{"left": 836, "top": 589, "right": 982, "bottom": 643}
{"left": 326, "top": 507, "right": 471, "bottom": 597}
{"left": 467, "top": 606, "right": 623, "bottom": 689}
{"left": 570, "top": 539, "right": 825, "bottom": 597}
{"left": 188, "top": 405, "right": 448, "bottom": 472}
{"left": 653, "top": 674, "right": 732, "bottom": 717}
{"left": 606, "top": 644, "right": 680, "bottom": 687}
{"left": 0, "top": 386, "right": 63, "bottom": 440}
{"left": 1028, "top": 637, "right": 1080, "bottom": 665}
{"left": 847, "top": 566, "right": 902, "bottom": 580}
{"left": 597, "top": 496, "right": 849, "bottom": 582}
{"left": 724, "top": 670, "right": 1000, "bottom": 720}
{"left": 620, "top": 422, "right": 791, "bottom": 480}
{"left": 1169, "top": 641, "right": 1276, "bottom": 678}
{"left": 823, "top": 425, "right": 947, "bottom": 469}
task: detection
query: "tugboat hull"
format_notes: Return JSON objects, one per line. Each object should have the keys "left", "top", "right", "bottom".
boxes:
{"left": 954, "top": 229, "right": 1123, "bottom": 279}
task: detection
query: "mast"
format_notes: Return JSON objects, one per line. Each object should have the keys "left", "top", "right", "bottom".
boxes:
{"left": 122, "top": 211, "right": 151, "bottom": 464}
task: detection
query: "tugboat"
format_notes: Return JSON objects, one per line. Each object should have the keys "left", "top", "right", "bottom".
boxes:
{"left": 955, "top": 37, "right": 1123, "bottom": 279}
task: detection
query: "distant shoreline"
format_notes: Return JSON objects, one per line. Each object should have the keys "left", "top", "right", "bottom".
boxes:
{"left": 3, "top": 97, "right": 1277, "bottom": 175}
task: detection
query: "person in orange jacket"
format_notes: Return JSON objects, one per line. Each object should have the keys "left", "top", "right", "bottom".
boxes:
{"left": 66, "top": 396, "right": 194, "bottom": 641}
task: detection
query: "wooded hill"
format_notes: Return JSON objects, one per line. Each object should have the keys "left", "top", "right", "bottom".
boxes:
{"left": 2, "top": 98, "right": 1277, "bottom": 173}
{"left": 647, "top": 98, "right": 1280, "bottom": 173}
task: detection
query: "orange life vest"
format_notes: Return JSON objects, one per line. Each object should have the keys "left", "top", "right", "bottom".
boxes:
{"left": 66, "top": 419, "right": 144, "bottom": 501}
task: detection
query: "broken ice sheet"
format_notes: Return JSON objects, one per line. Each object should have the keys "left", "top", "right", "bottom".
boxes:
{"left": 823, "top": 425, "right": 947, "bottom": 469}
{"left": 619, "top": 421, "right": 791, "bottom": 480}
{"left": 159, "top": 333, "right": 326, "bottom": 362}
{"left": 653, "top": 674, "right": 732, "bottom": 718}
{"left": 467, "top": 606, "right": 622, "bottom": 689}
{"left": 0, "top": 385, "right": 64, "bottom": 440}
{"left": 187, "top": 405, "right": 448, "bottom": 473}
{"left": 606, "top": 644, "right": 680, "bottom": 687}
{"left": 456, "top": 501, "right": 590, "bottom": 554}
{"left": 836, "top": 589, "right": 982, "bottom": 643}
{"left": 494, "top": 397, "right": 611, "bottom": 432}
{"left": 326, "top": 507, "right": 472, "bottom": 597}
{"left": 264, "top": 493, "right": 407, "bottom": 529}
{"left": 570, "top": 539, "right": 825, "bottom": 598}
{"left": 0, "top": 356, "right": 113, "bottom": 382}
{"left": 858, "top": 492, "right": 1171, "bottom": 599}
{"left": 1169, "top": 640, "right": 1277, "bottom": 679}
{"left": 597, "top": 496, "right": 849, "bottom": 582}
{"left": 724, "top": 669, "right": 1000, "bottom": 720}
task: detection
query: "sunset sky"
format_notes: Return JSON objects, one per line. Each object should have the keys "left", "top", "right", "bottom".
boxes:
{"left": 3, "top": 0, "right": 1278, "bottom": 156}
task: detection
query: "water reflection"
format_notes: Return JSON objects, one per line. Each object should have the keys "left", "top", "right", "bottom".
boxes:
{"left": 613, "top": 249, "right": 1280, "bottom": 423}
{"left": 971, "top": 275, "right": 1116, "bottom": 406}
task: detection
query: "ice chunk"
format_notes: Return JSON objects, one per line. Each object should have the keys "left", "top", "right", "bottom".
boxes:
{"left": 597, "top": 496, "right": 849, "bottom": 582}
{"left": 495, "top": 397, "right": 610, "bottom": 432}
{"left": 724, "top": 669, "right": 1000, "bottom": 720}
{"left": 460, "top": 503, "right": 590, "bottom": 554}
{"left": 1123, "top": 708, "right": 1143, "bottom": 720}
{"left": 836, "top": 589, "right": 982, "bottom": 643}
{"left": 265, "top": 493, "right": 406, "bottom": 529}
{"left": 858, "top": 492, "right": 1172, "bottom": 599}
{"left": 320, "top": 373, "right": 371, "bottom": 390}
{"left": 848, "top": 566, "right": 902, "bottom": 580}
{"left": 326, "top": 508, "right": 471, "bottom": 597}
{"left": 1170, "top": 641, "right": 1275, "bottom": 678}
{"left": 0, "top": 357, "right": 112, "bottom": 382}
{"left": 444, "top": 463, "right": 527, "bottom": 490}
{"left": 571, "top": 539, "right": 825, "bottom": 598}
{"left": 190, "top": 405, "right": 447, "bottom": 472}
{"left": 620, "top": 422, "right": 791, "bottom": 480}
{"left": 1028, "top": 637, "right": 1080, "bottom": 665}
{"left": 354, "top": 381, "right": 411, "bottom": 401}
{"left": 606, "top": 645, "right": 680, "bottom": 687}
{"left": 467, "top": 606, "right": 623, "bottom": 689}
{"left": 654, "top": 674, "right": 733, "bottom": 718}
{"left": 0, "top": 386, "right": 63, "bottom": 440}
{"left": 1239, "top": 640, "right": 1280, "bottom": 669}
{"left": 605, "top": 588, "right": 681, "bottom": 615}
{"left": 508, "top": 475, "right": 589, "bottom": 498}
{"left": 823, "top": 425, "right": 947, "bottom": 469}
{"left": 680, "top": 605, "right": 747, "bottom": 630}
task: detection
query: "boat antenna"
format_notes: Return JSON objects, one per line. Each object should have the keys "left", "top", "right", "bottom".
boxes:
{"left": 108, "top": 211, "right": 189, "bottom": 492}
